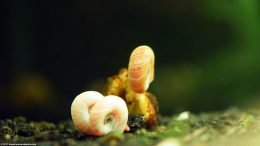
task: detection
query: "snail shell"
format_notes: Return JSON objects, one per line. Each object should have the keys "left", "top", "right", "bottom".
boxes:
{"left": 128, "top": 45, "right": 155, "bottom": 93}
{"left": 71, "top": 91, "right": 129, "bottom": 136}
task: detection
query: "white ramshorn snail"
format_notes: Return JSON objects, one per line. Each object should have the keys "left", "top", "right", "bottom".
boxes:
{"left": 128, "top": 45, "right": 155, "bottom": 93}
{"left": 71, "top": 91, "right": 129, "bottom": 136}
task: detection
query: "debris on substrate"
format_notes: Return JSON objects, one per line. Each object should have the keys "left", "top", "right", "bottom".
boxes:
{"left": 1, "top": 108, "right": 260, "bottom": 146}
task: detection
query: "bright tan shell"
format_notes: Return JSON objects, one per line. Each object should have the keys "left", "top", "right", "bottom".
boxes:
{"left": 128, "top": 45, "right": 155, "bottom": 93}
{"left": 71, "top": 91, "right": 129, "bottom": 136}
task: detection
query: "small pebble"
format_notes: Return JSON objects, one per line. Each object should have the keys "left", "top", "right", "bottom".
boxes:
{"left": 177, "top": 112, "right": 189, "bottom": 121}
{"left": 155, "top": 138, "right": 181, "bottom": 146}
{"left": 127, "top": 114, "right": 145, "bottom": 132}
{"left": 5, "top": 134, "right": 11, "bottom": 140}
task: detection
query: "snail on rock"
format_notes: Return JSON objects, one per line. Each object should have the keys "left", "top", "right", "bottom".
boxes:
{"left": 106, "top": 45, "right": 158, "bottom": 127}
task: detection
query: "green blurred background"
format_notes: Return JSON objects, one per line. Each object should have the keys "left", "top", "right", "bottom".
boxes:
{"left": 1, "top": 0, "right": 260, "bottom": 121}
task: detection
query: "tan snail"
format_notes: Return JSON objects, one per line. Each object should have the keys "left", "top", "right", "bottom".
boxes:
{"left": 71, "top": 91, "right": 129, "bottom": 136}
{"left": 128, "top": 45, "right": 155, "bottom": 93}
{"left": 106, "top": 45, "right": 158, "bottom": 127}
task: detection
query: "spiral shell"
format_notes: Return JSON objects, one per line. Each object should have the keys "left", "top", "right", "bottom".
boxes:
{"left": 71, "top": 91, "right": 129, "bottom": 136}
{"left": 128, "top": 45, "right": 155, "bottom": 93}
